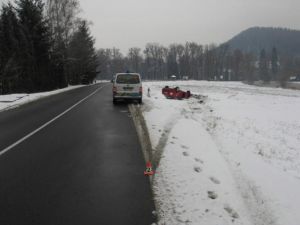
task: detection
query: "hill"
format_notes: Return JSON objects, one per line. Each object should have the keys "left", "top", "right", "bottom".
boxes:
{"left": 226, "top": 27, "right": 300, "bottom": 57}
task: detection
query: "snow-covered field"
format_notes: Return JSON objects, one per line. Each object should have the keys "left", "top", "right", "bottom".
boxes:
{"left": 141, "top": 81, "right": 300, "bottom": 225}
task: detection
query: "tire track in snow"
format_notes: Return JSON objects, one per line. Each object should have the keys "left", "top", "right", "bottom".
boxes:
{"left": 199, "top": 96, "right": 279, "bottom": 225}
{"left": 152, "top": 111, "right": 183, "bottom": 171}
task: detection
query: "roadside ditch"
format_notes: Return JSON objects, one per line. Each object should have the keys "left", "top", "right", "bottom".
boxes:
{"left": 128, "top": 103, "right": 161, "bottom": 223}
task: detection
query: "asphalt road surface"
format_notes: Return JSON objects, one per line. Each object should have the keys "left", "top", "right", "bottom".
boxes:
{"left": 0, "top": 83, "right": 155, "bottom": 225}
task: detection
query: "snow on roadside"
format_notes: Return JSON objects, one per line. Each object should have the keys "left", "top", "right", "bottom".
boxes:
{"left": 0, "top": 84, "right": 86, "bottom": 112}
{"left": 141, "top": 81, "right": 300, "bottom": 225}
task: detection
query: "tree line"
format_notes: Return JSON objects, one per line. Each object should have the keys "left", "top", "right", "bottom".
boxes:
{"left": 97, "top": 43, "right": 300, "bottom": 85}
{"left": 1, "top": 1, "right": 299, "bottom": 94}
{"left": 0, "top": 0, "right": 97, "bottom": 94}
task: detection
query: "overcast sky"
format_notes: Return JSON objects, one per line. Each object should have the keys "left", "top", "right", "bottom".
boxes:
{"left": 80, "top": 0, "right": 300, "bottom": 53}
{"left": 1, "top": 0, "right": 300, "bottom": 54}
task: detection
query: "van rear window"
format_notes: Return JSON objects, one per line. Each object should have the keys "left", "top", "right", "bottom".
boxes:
{"left": 116, "top": 74, "right": 140, "bottom": 84}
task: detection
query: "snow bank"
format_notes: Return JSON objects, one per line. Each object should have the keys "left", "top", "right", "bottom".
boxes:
{"left": 0, "top": 85, "right": 85, "bottom": 112}
{"left": 141, "top": 81, "right": 300, "bottom": 225}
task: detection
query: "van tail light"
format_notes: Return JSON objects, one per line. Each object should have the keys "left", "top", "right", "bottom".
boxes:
{"left": 139, "top": 86, "right": 143, "bottom": 94}
{"left": 113, "top": 86, "right": 117, "bottom": 94}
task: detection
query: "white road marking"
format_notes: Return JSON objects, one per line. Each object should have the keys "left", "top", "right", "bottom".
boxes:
{"left": 0, "top": 85, "right": 108, "bottom": 157}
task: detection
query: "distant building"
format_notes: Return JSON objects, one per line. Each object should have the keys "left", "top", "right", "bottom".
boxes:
{"left": 170, "top": 75, "right": 177, "bottom": 80}
{"left": 289, "top": 75, "right": 300, "bottom": 81}
{"left": 254, "top": 60, "right": 280, "bottom": 69}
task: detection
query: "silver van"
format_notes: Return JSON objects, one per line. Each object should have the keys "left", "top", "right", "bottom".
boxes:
{"left": 112, "top": 73, "right": 143, "bottom": 104}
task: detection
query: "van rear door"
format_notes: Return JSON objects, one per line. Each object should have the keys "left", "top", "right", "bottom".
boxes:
{"left": 115, "top": 74, "right": 141, "bottom": 96}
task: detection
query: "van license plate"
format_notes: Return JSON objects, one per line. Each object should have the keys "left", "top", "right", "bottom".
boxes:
{"left": 123, "top": 87, "right": 133, "bottom": 90}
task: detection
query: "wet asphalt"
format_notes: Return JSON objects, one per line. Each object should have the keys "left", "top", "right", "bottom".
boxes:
{"left": 0, "top": 83, "right": 155, "bottom": 225}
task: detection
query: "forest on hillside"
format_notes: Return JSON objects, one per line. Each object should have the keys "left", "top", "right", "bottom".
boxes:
{"left": 227, "top": 27, "right": 300, "bottom": 57}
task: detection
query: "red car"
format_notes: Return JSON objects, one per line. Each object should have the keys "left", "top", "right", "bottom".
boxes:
{"left": 162, "top": 86, "right": 191, "bottom": 99}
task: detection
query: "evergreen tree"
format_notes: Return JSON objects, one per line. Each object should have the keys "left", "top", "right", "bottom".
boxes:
{"left": 16, "top": 0, "right": 53, "bottom": 92}
{"left": 259, "top": 49, "right": 269, "bottom": 82}
{"left": 67, "top": 20, "right": 97, "bottom": 84}
{"left": 0, "top": 9, "right": 2, "bottom": 92}
{"left": 0, "top": 3, "right": 25, "bottom": 93}
{"left": 271, "top": 47, "right": 279, "bottom": 80}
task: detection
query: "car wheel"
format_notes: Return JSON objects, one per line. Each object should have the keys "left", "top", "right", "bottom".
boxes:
{"left": 138, "top": 99, "right": 142, "bottom": 104}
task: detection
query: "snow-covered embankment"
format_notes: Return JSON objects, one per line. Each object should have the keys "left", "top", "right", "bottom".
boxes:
{"left": 140, "top": 81, "right": 300, "bottom": 225}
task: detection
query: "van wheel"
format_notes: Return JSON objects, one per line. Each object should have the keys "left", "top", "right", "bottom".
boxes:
{"left": 113, "top": 98, "right": 117, "bottom": 104}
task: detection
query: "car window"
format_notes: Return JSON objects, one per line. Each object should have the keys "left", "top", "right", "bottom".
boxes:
{"left": 116, "top": 75, "right": 140, "bottom": 84}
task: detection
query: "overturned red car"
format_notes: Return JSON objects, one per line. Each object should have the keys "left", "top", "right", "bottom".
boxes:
{"left": 162, "top": 86, "right": 191, "bottom": 99}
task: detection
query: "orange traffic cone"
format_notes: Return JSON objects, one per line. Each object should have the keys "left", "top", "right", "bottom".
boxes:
{"left": 144, "top": 161, "right": 154, "bottom": 176}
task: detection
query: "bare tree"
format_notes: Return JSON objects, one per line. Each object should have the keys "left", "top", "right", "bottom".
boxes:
{"left": 143, "top": 43, "right": 167, "bottom": 80}
{"left": 187, "top": 42, "right": 203, "bottom": 80}
{"left": 166, "top": 44, "right": 179, "bottom": 77}
{"left": 46, "top": 0, "right": 81, "bottom": 46}
{"left": 232, "top": 49, "right": 243, "bottom": 80}
{"left": 127, "top": 47, "right": 142, "bottom": 73}
{"left": 203, "top": 44, "right": 217, "bottom": 80}
{"left": 97, "top": 48, "right": 112, "bottom": 79}
{"left": 259, "top": 49, "right": 269, "bottom": 82}
{"left": 111, "top": 48, "right": 125, "bottom": 74}
{"left": 46, "top": 0, "right": 81, "bottom": 83}
{"left": 242, "top": 53, "right": 255, "bottom": 83}
{"left": 215, "top": 44, "right": 229, "bottom": 80}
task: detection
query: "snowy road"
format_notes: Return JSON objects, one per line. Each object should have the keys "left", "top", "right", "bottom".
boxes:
{"left": 141, "top": 81, "right": 300, "bottom": 225}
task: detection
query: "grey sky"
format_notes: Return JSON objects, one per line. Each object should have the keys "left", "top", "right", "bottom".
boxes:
{"left": 1, "top": 0, "right": 299, "bottom": 54}
{"left": 79, "top": 0, "right": 299, "bottom": 53}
